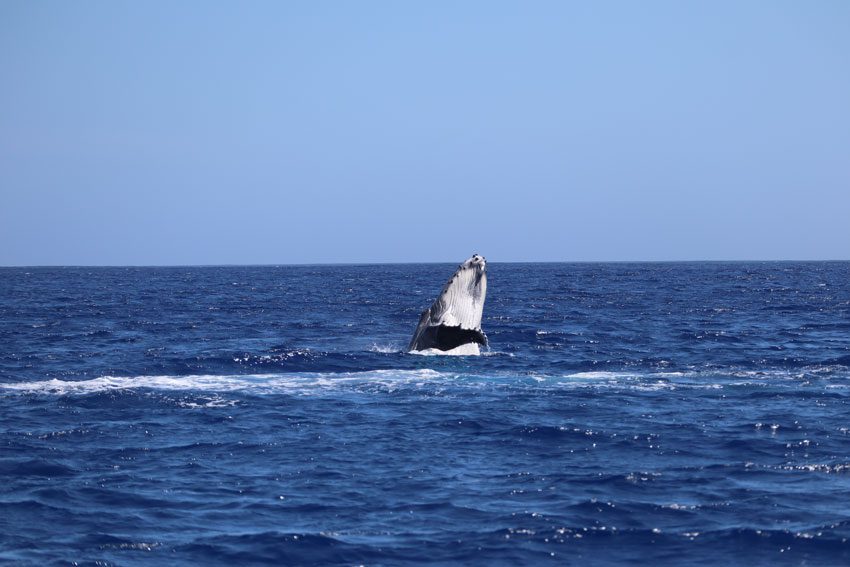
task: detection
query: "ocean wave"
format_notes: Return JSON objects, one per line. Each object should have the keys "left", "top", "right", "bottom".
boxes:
{"left": 2, "top": 365, "right": 849, "bottom": 397}
{"left": 563, "top": 371, "right": 686, "bottom": 379}
{"left": 0, "top": 370, "right": 450, "bottom": 396}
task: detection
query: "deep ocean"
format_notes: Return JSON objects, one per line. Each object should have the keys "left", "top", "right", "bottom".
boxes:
{"left": 2, "top": 262, "right": 850, "bottom": 565}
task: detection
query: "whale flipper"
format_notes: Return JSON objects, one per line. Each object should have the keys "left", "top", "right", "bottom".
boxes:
{"left": 408, "top": 254, "right": 488, "bottom": 354}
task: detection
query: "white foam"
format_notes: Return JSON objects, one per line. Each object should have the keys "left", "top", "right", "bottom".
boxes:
{"left": 367, "top": 343, "right": 402, "bottom": 354}
{"left": 0, "top": 369, "right": 447, "bottom": 396}
{"left": 564, "top": 371, "right": 685, "bottom": 380}
{"left": 564, "top": 371, "right": 637, "bottom": 380}
{"left": 2, "top": 366, "right": 846, "bottom": 397}
{"left": 481, "top": 350, "right": 514, "bottom": 357}
{"left": 410, "top": 343, "right": 481, "bottom": 356}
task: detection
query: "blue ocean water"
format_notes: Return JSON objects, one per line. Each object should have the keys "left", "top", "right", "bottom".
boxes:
{"left": 1, "top": 262, "right": 850, "bottom": 566}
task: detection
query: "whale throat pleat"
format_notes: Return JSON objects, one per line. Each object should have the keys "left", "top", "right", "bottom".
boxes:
{"left": 433, "top": 266, "right": 486, "bottom": 330}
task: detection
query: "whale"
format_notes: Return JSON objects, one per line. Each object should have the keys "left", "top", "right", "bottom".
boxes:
{"left": 408, "top": 254, "right": 488, "bottom": 355}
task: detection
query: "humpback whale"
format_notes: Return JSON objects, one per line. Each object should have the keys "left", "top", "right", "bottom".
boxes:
{"left": 408, "top": 254, "right": 488, "bottom": 355}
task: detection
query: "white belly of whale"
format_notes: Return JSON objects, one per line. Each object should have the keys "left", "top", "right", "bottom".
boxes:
{"left": 409, "top": 343, "right": 481, "bottom": 356}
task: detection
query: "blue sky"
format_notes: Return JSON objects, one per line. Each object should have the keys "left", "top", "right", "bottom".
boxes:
{"left": 2, "top": 1, "right": 848, "bottom": 265}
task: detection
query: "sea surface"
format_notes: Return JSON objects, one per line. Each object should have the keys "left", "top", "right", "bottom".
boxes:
{"left": 2, "top": 262, "right": 850, "bottom": 566}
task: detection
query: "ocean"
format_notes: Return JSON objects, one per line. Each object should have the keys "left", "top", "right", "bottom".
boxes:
{"left": 1, "top": 262, "right": 849, "bottom": 565}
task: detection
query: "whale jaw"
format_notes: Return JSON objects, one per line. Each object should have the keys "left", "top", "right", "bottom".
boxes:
{"left": 408, "top": 254, "right": 488, "bottom": 355}
{"left": 408, "top": 323, "right": 488, "bottom": 352}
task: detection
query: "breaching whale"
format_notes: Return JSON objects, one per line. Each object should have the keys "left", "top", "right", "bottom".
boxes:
{"left": 408, "top": 254, "right": 488, "bottom": 355}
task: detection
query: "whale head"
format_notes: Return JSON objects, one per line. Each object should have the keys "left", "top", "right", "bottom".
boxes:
{"left": 408, "top": 254, "right": 488, "bottom": 353}
{"left": 462, "top": 253, "right": 487, "bottom": 274}
{"left": 450, "top": 254, "right": 487, "bottom": 309}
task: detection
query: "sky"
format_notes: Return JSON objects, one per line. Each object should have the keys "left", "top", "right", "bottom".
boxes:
{"left": 1, "top": 1, "right": 849, "bottom": 265}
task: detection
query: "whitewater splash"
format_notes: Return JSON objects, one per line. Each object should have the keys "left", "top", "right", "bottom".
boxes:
{"left": 409, "top": 343, "right": 483, "bottom": 356}
{"left": 2, "top": 367, "right": 847, "bottom": 396}
{"left": 0, "top": 370, "right": 448, "bottom": 396}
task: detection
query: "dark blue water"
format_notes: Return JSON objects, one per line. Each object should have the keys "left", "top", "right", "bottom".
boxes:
{"left": 2, "top": 262, "right": 850, "bottom": 566}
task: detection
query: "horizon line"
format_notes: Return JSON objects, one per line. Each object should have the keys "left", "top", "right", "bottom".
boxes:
{"left": 2, "top": 259, "right": 849, "bottom": 269}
